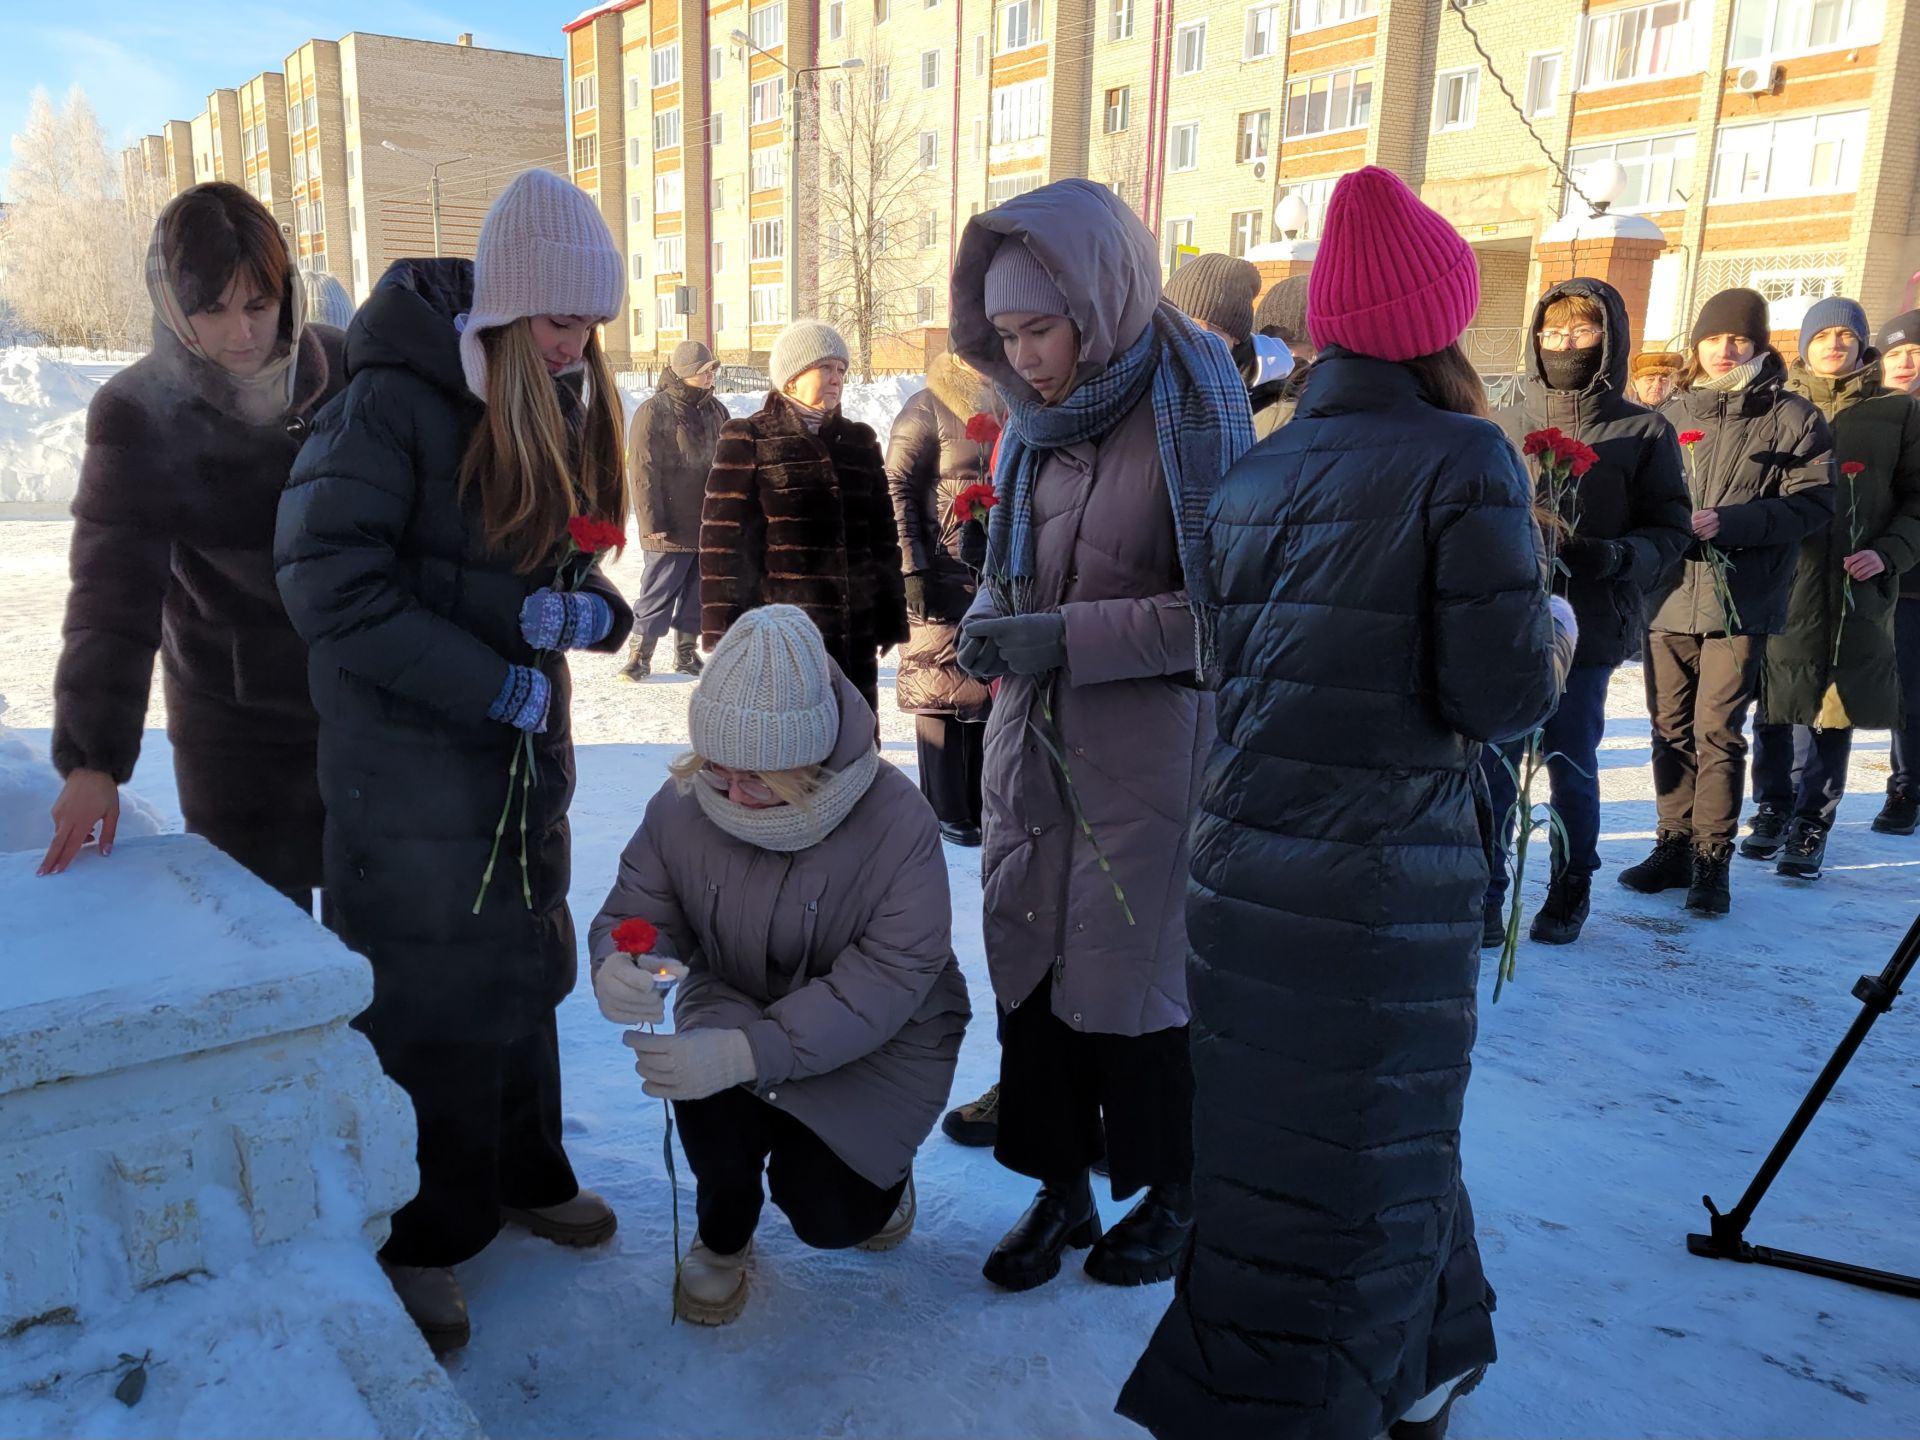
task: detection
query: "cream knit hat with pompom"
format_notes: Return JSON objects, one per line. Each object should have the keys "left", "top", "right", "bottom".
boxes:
{"left": 458, "top": 167, "right": 625, "bottom": 400}
{"left": 689, "top": 606, "right": 840, "bottom": 772}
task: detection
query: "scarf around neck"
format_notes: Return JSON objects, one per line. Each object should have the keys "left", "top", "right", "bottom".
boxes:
{"left": 146, "top": 225, "right": 304, "bottom": 425}
{"left": 784, "top": 393, "right": 827, "bottom": 433}
{"left": 693, "top": 751, "right": 880, "bottom": 852}
{"left": 985, "top": 306, "right": 1255, "bottom": 678}
{"left": 1698, "top": 354, "right": 1767, "bottom": 395}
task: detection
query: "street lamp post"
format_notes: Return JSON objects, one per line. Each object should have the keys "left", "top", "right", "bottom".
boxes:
{"left": 730, "top": 30, "right": 862, "bottom": 326}
{"left": 381, "top": 140, "right": 470, "bottom": 257}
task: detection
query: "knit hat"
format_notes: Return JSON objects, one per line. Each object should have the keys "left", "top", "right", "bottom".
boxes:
{"left": 1877, "top": 309, "right": 1920, "bottom": 353}
{"left": 303, "top": 271, "right": 354, "bottom": 329}
{"left": 670, "top": 339, "right": 718, "bottom": 377}
{"left": 1307, "top": 167, "right": 1479, "bottom": 363}
{"left": 1255, "top": 275, "right": 1311, "bottom": 346}
{"left": 768, "top": 320, "right": 851, "bottom": 394}
{"left": 458, "top": 167, "right": 626, "bottom": 401}
{"left": 1630, "top": 351, "right": 1682, "bottom": 379}
{"left": 688, "top": 605, "right": 840, "bottom": 772}
{"left": 1690, "top": 287, "right": 1770, "bottom": 352}
{"left": 983, "top": 239, "right": 1070, "bottom": 321}
{"left": 1164, "top": 254, "right": 1260, "bottom": 345}
{"left": 1798, "top": 296, "right": 1870, "bottom": 359}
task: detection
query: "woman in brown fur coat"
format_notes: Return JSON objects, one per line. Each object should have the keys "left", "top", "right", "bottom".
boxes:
{"left": 699, "top": 321, "right": 909, "bottom": 711}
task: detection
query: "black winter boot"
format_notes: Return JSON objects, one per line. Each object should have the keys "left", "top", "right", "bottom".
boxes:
{"left": 617, "top": 635, "right": 656, "bottom": 683}
{"left": 1776, "top": 818, "right": 1828, "bottom": 879}
{"left": 1481, "top": 902, "right": 1508, "bottom": 950}
{"left": 673, "top": 632, "right": 704, "bottom": 676}
{"left": 1084, "top": 1183, "right": 1193, "bottom": 1288}
{"left": 1685, "top": 843, "right": 1733, "bottom": 917}
{"left": 1389, "top": 1365, "right": 1488, "bottom": 1440}
{"left": 1619, "top": 832, "right": 1693, "bottom": 893}
{"left": 1873, "top": 788, "right": 1917, "bottom": 836}
{"left": 1739, "top": 803, "right": 1789, "bottom": 860}
{"left": 1529, "top": 872, "right": 1591, "bottom": 945}
{"left": 982, "top": 1173, "right": 1098, "bottom": 1293}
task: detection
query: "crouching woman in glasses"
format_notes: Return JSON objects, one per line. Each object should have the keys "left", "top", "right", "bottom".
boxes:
{"left": 587, "top": 604, "right": 970, "bottom": 1325}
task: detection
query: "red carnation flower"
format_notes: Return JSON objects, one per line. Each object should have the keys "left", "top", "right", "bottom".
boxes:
{"left": 1560, "top": 439, "right": 1599, "bottom": 477}
{"left": 965, "top": 412, "right": 1003, "bottom": 445}
{"left": 612, "top": 917, "right": 658, "bottom": 956}
{"left": 953, "top": 482, "right": 998, "bottom": 525}
{"left": 1522, "top": 428, "right": 1564, "bottom": 458}
{"left": 1840, "top": 461, "right": 1866, "bottom": 477}
{"left": 1676, "top": 430, "right": 1706, "bottom": 446}
{"left": 567, "top": 516, "right": 626, "bottom": 555}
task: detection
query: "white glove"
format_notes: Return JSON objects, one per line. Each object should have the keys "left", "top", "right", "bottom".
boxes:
{"left": 624, "top": 1027, "right": 757, "bottom": 1101}
{"left": 593, "top": 954, "right": 689, "bottom": 1025}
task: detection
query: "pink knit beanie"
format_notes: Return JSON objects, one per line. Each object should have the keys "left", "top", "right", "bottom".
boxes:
{"left": 1307, "top": 167, "right": 1479, "bottom": 363}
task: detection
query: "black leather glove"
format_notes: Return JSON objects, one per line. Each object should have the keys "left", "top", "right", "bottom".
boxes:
{"left": 904, "top": 573, "right": 929, "bottom": 622}
{"left": 964, "top": 613, "right": 1066, "bottom": 677}
{"left": 1559, "top": 536, "right": 1626, "bottom": 581}
{"left": 957, "top": 618, "right": 1008, "bottom": 680}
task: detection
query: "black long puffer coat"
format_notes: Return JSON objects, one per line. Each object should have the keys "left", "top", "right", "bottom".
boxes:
{"left": 274, "top": 258, "right": 633, "bottom": 1047}
{"left": 1118, "top": 352, "right": 1560, "bottom": 1440}
{"left": 1652, "top": 351, "right": 1834, "bottom": 636}
{"left": 1494, "top": 277, "right": 1692, "bottom": 668}
{"left": 885, "top": 353, "right": 995, "bottom": 720}
{"left": 629, "top": 365, "right": 728, "bottom": 552}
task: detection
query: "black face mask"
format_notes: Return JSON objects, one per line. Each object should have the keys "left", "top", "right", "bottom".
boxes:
{"left": 1542, "top": 344, "right": 1605, "bottom": 392}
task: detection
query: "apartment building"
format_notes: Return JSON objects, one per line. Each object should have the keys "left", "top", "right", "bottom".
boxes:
{"left": 236, "top": 72, "right": 296, "bottom": 232}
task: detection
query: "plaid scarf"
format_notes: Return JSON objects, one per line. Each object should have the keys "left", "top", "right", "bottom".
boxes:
{"left": 145, "top": 220, "right": 305, "bottom": 424}
{"left": 985, "top": 305, "right": 1255, "bottom": 676}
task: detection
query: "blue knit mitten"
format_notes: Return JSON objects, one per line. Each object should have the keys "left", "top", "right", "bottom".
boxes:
{"left": 521, "top": 588, "right": 614, "bottom": 651}
{"left": 488, "top": 665, "right": 552, "bottom": 733}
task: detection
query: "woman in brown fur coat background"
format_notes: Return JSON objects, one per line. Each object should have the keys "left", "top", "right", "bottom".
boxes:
{"left": 699, "top": 321, "right": 909, "bottom": 711}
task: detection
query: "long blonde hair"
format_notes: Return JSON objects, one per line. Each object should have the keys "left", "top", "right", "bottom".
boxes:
{"left": 458, "top": 318, "right": 627, "bottom": 572}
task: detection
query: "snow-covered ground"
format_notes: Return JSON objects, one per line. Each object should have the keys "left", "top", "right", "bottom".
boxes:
{"left": 3, "top": 513, "right": 1919, "bottom": 1439}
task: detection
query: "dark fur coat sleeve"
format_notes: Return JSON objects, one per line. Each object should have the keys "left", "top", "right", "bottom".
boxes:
{"left": 699, "top": 419, "right": 767, "bottom": 649}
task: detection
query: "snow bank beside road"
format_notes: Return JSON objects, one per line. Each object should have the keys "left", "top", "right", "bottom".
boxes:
{"left": 0, "top": 349, "right": 107, "bottom": 504}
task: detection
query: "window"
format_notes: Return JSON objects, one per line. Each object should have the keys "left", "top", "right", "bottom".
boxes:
{"left": 1104, "top": 86, "right": 1131, "bottom": 134}
{"left": 1000, "top": 0, "right": 1037, "bottom": 51}
{"left": 919, "top": 131, "right": 939, "bottom": 169}
{"left": 1284, "top": 65, "right": 1374, "bottom": 138}
{"left": 652, "top": 43, "right": 681, "bottom": 88}
{"left": 972, "top": 117, "right": 984, "bottom": 157}
{"left": 630, "top": 136, "right": 643, "bottom": 167}
{"left": 1175, "top": 21, "right": 1207, "bottom": 74}
{"left": 916, "top": 286, "right": 935, "bottom": 323}
{"left": 632, "top": 253, "right": 646, "bottom": 282}
{"left": 1275, "top": 177, "right": 1335, "bottom": 239}
{"left": 752, "top": 145, "right": 785, "bottom": 191}
{"left": 305, "top": 97, "right": 317, "bottom": 128}
{"left": 347, "top": 204, "right": 357, "bottom": 233}
{"left": 657, "top": 293, "right": 680, "bottom": 332}
{"left": 1236, "top": 110, "right": 1270, "bottom": 163}
{"left": 1563, "top": 134, "right": 1695, "bottom": 214}
{"left": 346, "top": 151, "right": 356, "bottom": 179}
{"left": 346, "top": 97, "right": 354, "bottom": 126}
{"left": 714, "top": 176, "right": 729, "bottom": 209}
{"left": 1433, "top": 68, "right": 1479, "bottom": 132}
{"left": 873, "top": 65, "right": 892, "bottom": 101}
{"left": 751, "top": 77, "right": 786, "bottom": 124}
{"left": 1169, "top": 123, "right": 1200, "bottom": 172}
{"left": 991, "top": 79, "right": 1047, "bottom": 143}
{"left": 656, "top": 234, "right": 685, "bottom": 272}
{"left": 748, "top": 3, "right": 785, "bottom": 50}
{"left": 1112, "top": 0, "right": 1135, "bottom": 41}
{"left": 825, "top": 222, "right": 845, "bottom": 261}
{"left": 711, "top": 112, "right": 726, "bottom": 146}
{"left": 1245, "top": 5, "right": 1281, "bottom": 60}
{"left": 988, "top": 173, "right": 1045, "bottom": 205}
{"left": 355, "top": 255, "right": 365, "bottom": 285}
{"left": 1163, "top": 217, "right": 1194, "bottom": 272}
{"left": 632, "top": 307, "right": 644, "bottom": 337}
{"left": 311, "top": 201, "right": 325, "bottom": 234}
{"left": 920, "top": 209, "right": 939, "bottom": 247}
{"left": 1577, "top": 1, "right": 1699, "bottom": 88}
{"left": 829, "top": 0, "right": 845, "bottom": 39}
{"left": 1750, "top": 265, "right": 1845, "bottom": 332}
{"left": 715, "top": 300, "right": 729, "bottom": 331}
{"left": 574, "top": 75, "right": 597, "bottom": 113}
{"left": 655, "top": 170, "right": 684, "bottom": 210}
{"left": 922, "top": 50, "right": 942, "bottom": 88}
{"left": 573, "top": 134, "right": 598, "bottom": 173}
{"left": 1229, "top": 210, "right": 1263, "bottom": 258}
{"left": 1729, "top": 0, "right": 1881, "bottom": 62}
{"left": 630, "top": 195, "right": 645, "bottom": 224}
{"left": 1292, "top": 0, "right": 1377, "bottom": 30}
{"left": 1710, "top": 109, "right": 1868, "bottom": 201}
{"left": 875, "top": 217, "right": 891, "bottom": 252}
{"left": 711, "top": 47, "right": 723, "bottom": 81}
{"left": 713, "top": 239, "right": 726, "bottom": 272}
{"left": 293, "top": 151, "right": 307, "bottom": 184}
{"left": 629, "top": 78, "right": 642, "bottom": 109}
{"left": 830, "top": 155, "right": 845, "bottom": 187}
{"left": 975, "top": 35, "right": 987, "bottom": 74}
{"left": 751, "top": 283, "right": 786, "bottom": 325}
{"left": 1525, "top": 52, "right": 1562, "bottom": 118}
{"left": 751, "top": 217, "right": 785, "bottom": 259}
{"left": 654, "top": 109, "right": 682, "bottom": 150}
{"left": 288, "top": 102, "right": 301, "bottom": 132}
{"left": 875, "top": 0, "right": 892, "bottom": 21}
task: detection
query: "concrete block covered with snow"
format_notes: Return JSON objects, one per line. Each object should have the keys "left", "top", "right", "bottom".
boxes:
{"left": 0, "top": 834, "right": 479, "bottom": 1437}
{"left": 0, "top": 691, "right": 165, "bottom": 855}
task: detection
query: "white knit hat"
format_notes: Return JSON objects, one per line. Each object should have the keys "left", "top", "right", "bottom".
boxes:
{"left": 459, "top": 167, "right": 626, "bottom": 400}
{"left": 769, "top": 320, "right": 851, "bottom": 394}
{"left": 688, "top": 605, "right": 840, "bottom": 772}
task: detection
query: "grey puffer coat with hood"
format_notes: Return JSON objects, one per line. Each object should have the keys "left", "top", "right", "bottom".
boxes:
{"left": 948, "top": 181, "right": 1237, "bottom": 1037}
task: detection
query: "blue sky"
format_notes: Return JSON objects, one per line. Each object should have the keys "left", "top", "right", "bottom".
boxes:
{"left": 1, "top": 1, "right": 573, "bottom": 199}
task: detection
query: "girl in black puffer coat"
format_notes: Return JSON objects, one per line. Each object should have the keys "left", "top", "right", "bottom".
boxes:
{"left": 275, "top": 171, "right": 633, "bottom": 1354}
{"left": 1621, "top": 288, "right": 1833, "bottom": 917}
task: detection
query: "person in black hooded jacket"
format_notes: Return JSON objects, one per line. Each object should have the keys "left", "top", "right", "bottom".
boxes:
{"left": 1619, "top": 287, "right": 1834, "bottom": 918}
{"left": 274, "top": 171, "right": 634, "bottom": 1354}
{"left": 1483, "top": 278, "right": 1691, "bottom": 945}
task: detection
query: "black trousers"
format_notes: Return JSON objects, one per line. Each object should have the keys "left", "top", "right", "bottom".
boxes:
{"left": 995, "top": 977, "right": 1194, "bottom": 1201}
{"left": 631, "top": 550, "right": 701, "bottom": 642}
{"left": 374, "top": 1010, "right": 580, "bottom": 1268}
{"left": 1645, "top": 632, "right": 1767, "bottom": 847}
{"left": 674, "top": 1086, "right": 905, "bottom": 1256}
{"left": 1891, "top": 596, "right": 1920, "bottom": 796}
{"left": 1752, "top": 722, "right": 1853, "bottom": 830}
{"left": 914, "top": 714, "right": 985, "bottom": 827}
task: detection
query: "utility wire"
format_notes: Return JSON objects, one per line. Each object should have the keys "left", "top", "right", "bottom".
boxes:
{"left": 1444, "top": 0, "right": 1597, "bottom": 215}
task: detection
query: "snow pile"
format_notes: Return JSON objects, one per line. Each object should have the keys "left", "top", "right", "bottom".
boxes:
{"left": 0, "top": 349, "right": 106, "bottom": 505}
{"left": 0, "top": 690, "right": 165, "bottom": 854}
{"left": 617, "top": 374, "right": 925, "bottom": 439}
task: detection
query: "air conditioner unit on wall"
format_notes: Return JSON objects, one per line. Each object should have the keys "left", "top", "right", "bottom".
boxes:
{"left": 1734, "top": 63, "right": 1783, "bottom": 96}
